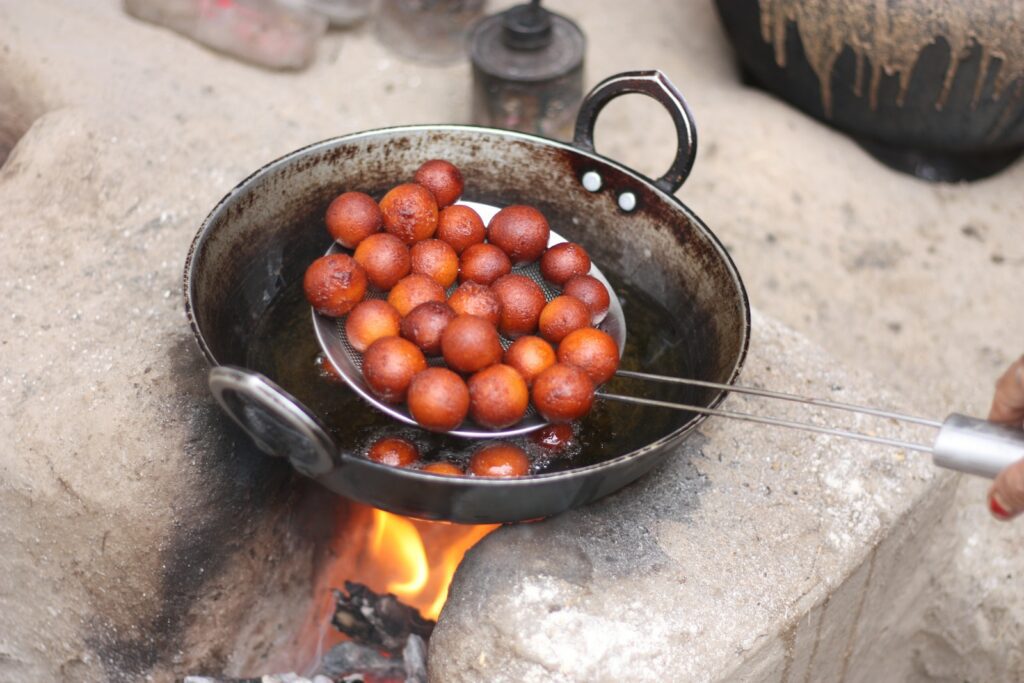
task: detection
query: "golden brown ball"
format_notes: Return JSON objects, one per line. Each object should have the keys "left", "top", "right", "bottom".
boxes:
{"left": 557, "top": 327, "right": 620, "bottom": 385}
{"left": 303, "top": 253, "right": 368, "bottom": 317}
{"left": 353, "top": 232, "right": 411, "bottom": 290}
{"left": 540, "top": 242, "right": 591, "bottom": 286}
{"left": 361, "top": 336, "right": 428, "bottom": 403}
{"left": 447, "top": 281, "right": 502, "bottom": 327}
{"left": 410, "top": 239, "right": 459, "bottom": 288}
{"left": 490, "top": 273, "right": 545, "bottom": 338}
{"left": 537, "top": 295, "right": 591, "bottom": 344}
{"left": 421, "top": 461, "right": 464, "bottom": 476}
{"left": 413, "top": 159, "right": 464, "bottom": 208}
{"left": 345, "top": 299, "right": 402, "bottom": 353}
{"left": 487, "top": 205, "right": 550, "bottom": 264}
{"left": 440, "top": 314, "right": 503, "bottom": 375}
{"left": 367, "top": 437, "right": 420, "bottom": 467}
{"left": 387, "top": 274, "right": 447, "bottom": 317}
{"left": 503, "top": 335, "right": 556, "bottom": 386}
{"left": 436, "top": 205, "right": 486, "bottom": 254}
{"left": 469, "top": 443, "right": 531, "bottom": 477}
{"left": 562, "top": 274, "right": 611, "bottom": 322}
{"left": 531, "top": 423, "right": 575, "bottom": 453}
{"left": 325, "top": 191, "right": 382, "bottom": 248}
{"left": 531, "top": 363, "right": 595, "bottom": 423}
{"left": 379, "top": 183, "right": 438, "bottom": 244}
{"left": 317, "top": 354, "right": 345, "bottom": 384}
{"left": 458, "top": 243, "right": 511, "bottom": 285}
{"left": 400, "top": 301, "right": 455, "bottom": 356}
{"left": 468, "top": 364, "right": 530, "bottom": 429}
{"left": 407, "top": 367, "right": 470, "bottom": 432}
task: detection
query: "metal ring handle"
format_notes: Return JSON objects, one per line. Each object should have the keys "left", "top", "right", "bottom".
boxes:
{"left": 573, "top": 70, "right": 698, "bottom": 195}
{"left": 208, "top": 366, "right": 337, "bottom": 478}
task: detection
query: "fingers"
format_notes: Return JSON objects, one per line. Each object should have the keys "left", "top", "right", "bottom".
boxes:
{"left": 989, "top": 355, "right": 1024, "bottom": 427}
{"left": 989, "top": 457, "right": 1024, "bottom": 520}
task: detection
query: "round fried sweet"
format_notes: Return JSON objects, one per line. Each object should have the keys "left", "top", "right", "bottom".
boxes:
{"left": 367, "top": 437, "right": 420, "bottom": 467}
{"left": 540, "top": 242, "right": 591, "bottom": 286}
{"left": 447, "top": 281, "right": 502, "bottom": 327}
{"left": 468, "top": 364, "right": 529, "bottom": 429}
{"left": 531, "top": 363, "right": 595, "bottom": 423}
{"left": 531, "top": 423, "right": 575, "bottom": 453}
{"left": 557, "top": 327, "right": 620, "bottom": 385}
{"left": 469, "top": 443, "right": 530, "bottom": 478}
{"left": 537, "top": 295, "right": 591, "bottom": 344}
{"left": 303, "top": 253, "right": 367, "bottom": 317}
{"left": 387, "top": 274, "right": 446, "bottom": 317}
{"left": 317, "top": 354, "right": 345, "bottom": 383}
{"left": 362, "top": 336, "right": 427, "bottom": 403}
{"left": 410, "top": 239, "right": 459, "bottom": 288}
{"left": 421, "top": 461, "right": 464, "bottom": 476}
{"left": 487, "top": 205, "right": 550, "bottom": 264}
{"left": 379, "top": 183, "right": 438, "bottom": 244}
{"left": 563, "top": 274, "right": 611, "bottom": 322}
{"left": 400, "top": 301, "right": 455, "bottom": 356}
{"left": 459, "top": 243, "right": 511, "bottom": 285}
{"left": 436, "top": 205, "right": 486, "bottom": 254}
{"left": 353, "top": 232, "right": 411, "bottom": 290}
{"left": 345, "top": 300, "right": 402, "bottom": 353}
{"left": 325, "top": 191, "right": 382, "bottom": 248}
{"left": 503, "top": 335, "right": 556, "bottom": 386}
{"left": 413, "top": 159, "right": 464, "bottom": 208}
{"left": 407, "top": 367, "right": 470, "bottom": 432}
{"left": 491, "top": 274, "right": 545, "bottom": 338}
{"left": 441, "top": 315, "right": 503, "bottom": 375}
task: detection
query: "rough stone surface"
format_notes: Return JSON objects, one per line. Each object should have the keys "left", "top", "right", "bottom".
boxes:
{"left": 0, "top": 1, "right": 1021, "bottom": 682}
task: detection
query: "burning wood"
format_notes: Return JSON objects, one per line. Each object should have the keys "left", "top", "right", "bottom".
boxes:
{"left": 331, "top": 581, "right": 435, "bottom": 652}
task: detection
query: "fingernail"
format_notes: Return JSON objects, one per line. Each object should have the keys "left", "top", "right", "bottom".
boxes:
{"left": 990, "top": 493, "right": 1013, "bottom": 520}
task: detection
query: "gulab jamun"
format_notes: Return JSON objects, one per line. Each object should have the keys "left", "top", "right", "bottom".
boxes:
{"left": 469, "top": 443, "right": 530, "bottom": 478}
{"left": 447, "top": 281, "right": 502, "bottom": 327}
{"left": 458, "top": 243, "right": 511, "bottom": 285}
{"left": 537, "top": 295, "right": 591, "bottom": 344}
{"left": 325, "top": 191, "right": 382, "bottom": 248}
{"left": 490, "top": 273, "right": 545, "bottom": 338}
{"left": 531, "top": 363, "right": 595, "bottom": 423}
{"left": 503, "top": 335, "right": 556, "bottom": 386}
{"left": 487, "top": 205, "right": 550, "bottom": 264}
{"left": 379, "top": 183, "right": 438, "bottom": 244}
{"left": 563, "top": 274, "right": 611, "bottom": 322}
{"left": 361, "top": 336, "right": 427, "bottom": 403}
{"left": 407, "top": 367, "right": 470, "bottom": 432}
{"left": 413, "top": 159, "right": 464, "bottom": 208}
{"left": 540, "top": 242, "right": 591, "bottom": 286}
{"left": 531, "top": 423, "right": 575, "bottom": 453}
{"left": 353, "top": 232, "right": 411, "bottom": 290}
{"left": 436, "top": 205, "right": 486, "bottom": 254}
{"left": 557, "top": 327, "right": 620, "bottom": 385}
{"left": 411, "top": 239, "right": 459, "bottom": 288}
{"left": 345, "top": 299, "right": 402, "bottom": 353}
{"left": 400, "top": 301, "right": 455, "bottom": 356}
{"left": 421, "top": 461, "right": 464, "bottom": 476}
{"left": 367, "top": 437, "right": 420, "bottom": 467}
{"left": 317, "top": 354, "right": 345, "bottom": 383}
{"left": 303, "top": 253, "right": 368, "bottom": 317}
{"left": 441, "top": 314, "right": 503, "bottom": 375}
{"left": 387, "top": 274, "right": 447, "bottom": 317}
{"left": 468, "top": 364, "right": 529, "bottom": 429}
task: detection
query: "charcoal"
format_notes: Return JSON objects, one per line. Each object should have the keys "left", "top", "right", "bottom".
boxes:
{"left": 331, "top": 582, "right": 434, "bottom": 652}
{"left": 402, "top": 635, "right": 427, "bottom": 683}
{"left": 320, "top": 641, "right": 403, "bottom": 678}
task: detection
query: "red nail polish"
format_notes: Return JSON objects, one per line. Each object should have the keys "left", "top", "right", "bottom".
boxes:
{"left": 990, "top": 495, "right": 1012, "bottom": 519}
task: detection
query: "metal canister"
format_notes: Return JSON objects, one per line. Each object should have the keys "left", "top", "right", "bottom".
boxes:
{"left": 469, "top": 0, "right": 585, "bottom": 140}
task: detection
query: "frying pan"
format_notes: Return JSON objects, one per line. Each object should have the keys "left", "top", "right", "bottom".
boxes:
{"left": 184, "top": 70, "right": 751, "bottom": 523}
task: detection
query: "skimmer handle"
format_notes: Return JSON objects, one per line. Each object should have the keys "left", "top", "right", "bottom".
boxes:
{"left": 932, "top": 413, "right": 1024, "bottom": 479}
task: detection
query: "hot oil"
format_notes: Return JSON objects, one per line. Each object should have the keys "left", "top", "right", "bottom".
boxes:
{"left": 247, "top": 276, "right": 696, "bottom": 474}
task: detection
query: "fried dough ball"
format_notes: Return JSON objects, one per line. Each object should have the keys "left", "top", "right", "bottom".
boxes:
{"left": 531, "top": 423, "right": 575, "bottom": 453}
{"left": 537, "top": 295, "right": 591, "bottom": 344}
{"left": 400, "top": 301, "right": 455, "bottom": 356}
{"left": 531, "top": 363, "right": 595, "bottom": 423}
{"left": 447, "top": 281, "right": 502, "bottom": 327}
{"left": 469, "top": 442, "right": 530, "bottom": 478}
{"left": 540, "top": 242, "right": 591, "bottom": 286}
{"left": 387, "top": 274, "right": 446, "bottom": 317}
{"left": 436, "top": 205, "right": 486, "bottom": 254}
{"left": 557, "top": 327, "right": 620, "bottom": 385}
{"left": 345, "top": 299, "right": 402, "bottom": 353}
{"left": 325, "top": 191, "right": 382, "bottom": 248}
{"left": 316, "top": 354, "right": 345, "bottom": 383}
{"left": 490, "top": 273, "right": 545, "bottom": 338}
{"left": 353, "top": 232, "right": 411, "bottom": 290}
{"left": 458, "top": 243, "right": 511, "bottom": 285}
{"left": 367, "top": 437, "right": 420, "bottom": 467}
{"left": 303, "top": 253, "right": 367, "bottom": 317}
{"left": 562, "top": 274, "right": 611, "bottom": 322}
{"left": 413, "top": 159, "right": 464, "bottom": 208}
{"left": 441, "top": 315, "right": 503, "bottom": 374}
{"left": 410, "top": 239, "right": 459, "bottom": 288}
{"left": 407, "top": 367, "right": 470, "bottom": 432}
{"left": 362, "top": 336, "right": 427, "bottom": 403}
{"left": 421, "top": 461, "right": 464, "bottom": 476}
{"left": 487, "top": 205, "right": 550, "bottom": 264}
{"left": 468, "top": 364, "right": 529, "bottom": 429}
{"left": 503, "top": 335, "right": 556, "bottom": 386}
{"left": 379, "top": 183, "right": 438, "bottom": 244}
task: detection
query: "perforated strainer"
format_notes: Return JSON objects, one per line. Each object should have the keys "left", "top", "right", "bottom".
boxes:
{"left": 311, "top": 200, "right": 626, "bottom": 439}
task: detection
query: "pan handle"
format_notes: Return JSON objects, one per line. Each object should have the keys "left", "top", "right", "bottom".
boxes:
{"left": 573, "top": 70, "right": 698, "bottom": 195}
{"left": 208, "top": 366, "right": 337, "bottom": 478}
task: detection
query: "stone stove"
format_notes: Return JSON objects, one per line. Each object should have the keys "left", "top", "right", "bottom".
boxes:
{"left": 1, "top": 2, "right": 1022, "bottom": 682}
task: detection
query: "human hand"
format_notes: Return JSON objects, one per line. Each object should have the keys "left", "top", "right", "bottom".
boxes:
{"left": 987, "top": 356, "right": 1024, "bottom": 520}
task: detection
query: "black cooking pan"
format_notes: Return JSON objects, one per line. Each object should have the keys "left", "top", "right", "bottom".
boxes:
{"left": 184, "top": 70, "right": 750, "bottom": 523}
